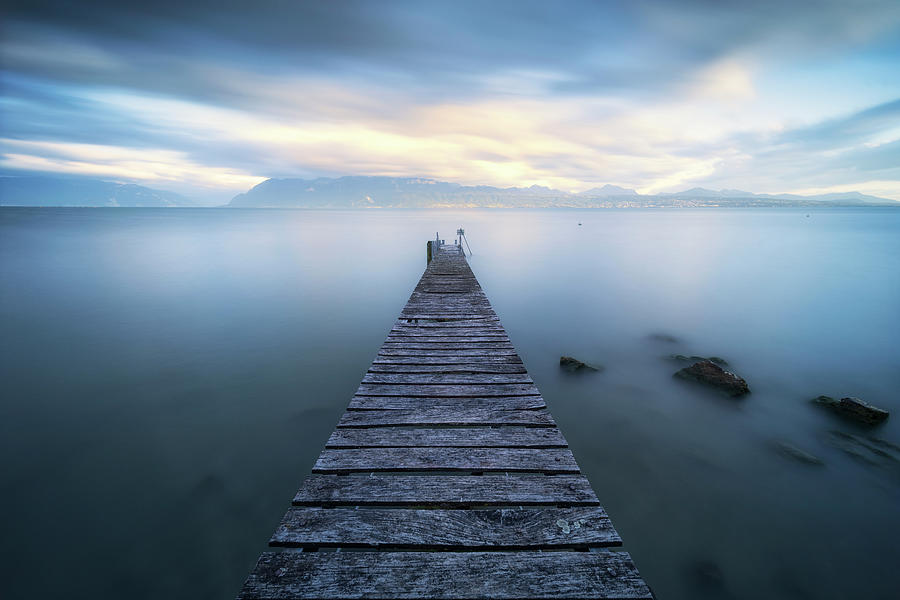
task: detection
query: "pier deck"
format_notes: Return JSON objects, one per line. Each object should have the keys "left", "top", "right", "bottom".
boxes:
{"left": 237, "top": 241, "right": 652, "bottom": 599}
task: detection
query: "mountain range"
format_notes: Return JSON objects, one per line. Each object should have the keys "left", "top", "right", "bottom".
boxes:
{"left": 0, "top": 175, "right": 895, "bottom": 208}
{"left": 230, "top": 176, "right": 896, "bottom": 208}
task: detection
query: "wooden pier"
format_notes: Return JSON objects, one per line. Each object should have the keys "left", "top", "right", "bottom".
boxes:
{"left": 237, "top": 239, "right": 652, "bottom": 599}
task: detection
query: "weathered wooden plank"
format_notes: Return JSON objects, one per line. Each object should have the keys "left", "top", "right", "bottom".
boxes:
{"left": 415, "top": 285, "right": 483, "bottom": 296}
{"left": 385, "top": 335, "right": 511, "bottom": 343}
{"left": 355, "top": 383, "right": 540, "bottom": 397}
{"left": 405, "top": 301, "right": 491, "bottom": 307}
{"left": 409, "top": 291, "right": 485, "bottom": 296}
{"left": 291, "top": 474, "right": 599, "bottom": 506}
{"left": 398, "top": 314, "right": 498, "bottom": 320}
{"left": 269, "top": 506, "right": 620, "bottom": 549}
{"left": 347, "top": 395, "right": 545, "bottom": 411}
{"left": 391, "top": 328, "right": 506, "bottom": 335}
{"left": 313, "top": 447, "right": 579, "bottom": 473}
{"left": 326, "top": 426, "right": 566, "bottom": 448}
{"left": 338, "top": 408, "right": 555, "bottom": 427}
{"left": 380, "top": 342, "right": 515, "bottom": 349}
{"left": 361, "top": 373, "right": 532, "bottom": 384}
{"left": 368, "top": 363, "right": 528, "bottom": 374}
{"left": 403, "top": 303, "right": 492, "bottom": 309}
{"left": 378, "top": 349, "right": 520, "bottom": 357}
{"left": 372, "top": 355, "right": 523, "bottom": 365}
{"left": 389, "top": 329, "right": 507, "bottom": 337}
{"left": 403, "top": 303, "right": 491, "bottom": 309}
{"left": 394, "top": 319, "right": 501, "bottom": 327}
{"left": 399, "top": 313, "right": 499, "bottom": 321}
{"left": 405, "top": 296, "right": 489, "bottom": 302}
{"left": 238, "top": 551, "right": 652, "bottom": 600}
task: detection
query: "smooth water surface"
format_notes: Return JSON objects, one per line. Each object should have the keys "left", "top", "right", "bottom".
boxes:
{"left": 1, "top": 207, "right": 898, "bottom": 599}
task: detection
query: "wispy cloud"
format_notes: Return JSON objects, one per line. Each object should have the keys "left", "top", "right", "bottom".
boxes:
{"left": 1, "top": 1, "right": 899, "bottom": 201}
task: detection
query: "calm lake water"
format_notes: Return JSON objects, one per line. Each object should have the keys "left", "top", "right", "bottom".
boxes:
{"left": 1, "top": 207, "right": 898, "bottom": 599}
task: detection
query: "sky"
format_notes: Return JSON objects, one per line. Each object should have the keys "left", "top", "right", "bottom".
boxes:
{"left": 1, "top": 0, "right": 899, "bottom": 203}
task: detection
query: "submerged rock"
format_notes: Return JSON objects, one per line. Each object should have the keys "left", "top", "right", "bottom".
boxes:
{"left": 826, "top": 431, "right": 900, "bottom": 474}
{"left": 772, "top": 441, "right": 824, "bottom": 466}
{"left": 684, "top": 559, "right": 726, "bottom": 590}
{"left": 670, "top": 354, "right": 729, "bottom": 366}
{"left": 674, "top": 360, "right": 750, "bottom": 396}
{"left": 866, "top": 436, "right": 900, "bottom": 454}
{"left": 559, "top": 356, "right": 601, "bottom": 373}
{"left": 648, "top": 333, "right": 680, "bottom": 343}
{"left": 811, "top": 395, "right": 889, "bottom": 425}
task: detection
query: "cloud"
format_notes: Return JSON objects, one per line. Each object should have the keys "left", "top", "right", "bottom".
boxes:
{"left": 0, "top": 138, "right": 266, "bottom": 190}
{"left": 1, "top": 1, "right": 899, "bottom": 200}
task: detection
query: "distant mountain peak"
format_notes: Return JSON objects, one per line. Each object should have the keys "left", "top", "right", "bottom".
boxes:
{"left": 579, "top": 184, "right": 638, "bottom": 197}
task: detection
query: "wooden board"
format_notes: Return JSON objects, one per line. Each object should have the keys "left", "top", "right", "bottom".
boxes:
{"left": 362, "top": 373, "right": 532, "bottom": 384}
{"left": 238, "top": 551, "right": 652, "bottom": 599}
{"left": 326, "top": 426, "right": 567, "bottom": 448}
{"left": 355, "top": 383, "right": 540, "bottom": 397}
{"left": 377, "top": 349, "right": 520, "bottom": 357}
{"left": 337, "top": 408, "right": 556, "bottom": 428}
{"left": 312, "top": 447, "right": 580, "bottom": 473}
{"left": 393, "top": 320, "right": 502, "bottom": 328}
{"left": 269, "top": 506, "right": 620, "bottom": 549}
{"left": 367, "top": 363, "right": 528, "bottom": 374}
{"left": 389, "top": 328, "right": 506, "bottom": 333}
{"left": 371, "top": 355, "right": 523, "bottom": 365}
{"left": 347, "top": 396, "right": 546, "bottom": 411}
{"left": 380, "top": 342, "right": 515, "bottom": 349}
{"left": 291, "top": 474, "right": 600, "bottom": 506}
{"left": 385, "top": 336, "right": 511, "bottom": 343}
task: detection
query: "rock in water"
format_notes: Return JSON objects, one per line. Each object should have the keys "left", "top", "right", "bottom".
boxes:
{"left": 811, "top": 395, "right": 889, "bottom": 425}
{"left": 670, "top": 354, "right": 729, "bottom": 366}
{"left": 559, "top": 356, "right": 600, "bottom": 373}
{"left": 648, "top": 333, "right": 680, "bottom": 343}
{"left": 674, "top": 360, "right": 750, "bottom": 396}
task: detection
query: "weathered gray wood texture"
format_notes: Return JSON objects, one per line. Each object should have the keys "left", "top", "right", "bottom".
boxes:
{"left": 291, "top": 474, "right": 600, "bottom": 506}
{"left": 326, "top": 426, "right": 567, "bottom": 448}
{"left": 270, "top": 506, "right": 621, "bottom": 548}
{"left": 236, "top": 242, "right": 650, "bottom": 600}
{"left": 239, "top": 552, "right": 652, "bottom": 599}
{"left": 313, "top": 447, "right": 581, "bottom": 473}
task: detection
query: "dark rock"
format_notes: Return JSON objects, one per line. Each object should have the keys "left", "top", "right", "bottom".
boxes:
{"left": 674, "top": 360, "right": 750, "bottom": 396}
{"left": 670, "top": 354, "right": 729, "bottom": 366}
{"left": 648, "top": 333, "right": 680, "bottom": 343}
{"left": 559, "top": 356, "right": 601, "bottom": 373}
{"left": 812, "top": 395, "right": 889, "bottom": 425}
{"left": 772, "top": 441, "right": 824, "bottom": 466}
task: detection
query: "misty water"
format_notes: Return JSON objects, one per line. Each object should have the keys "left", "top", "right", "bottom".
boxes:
{"left": 1, "top": 207, "right": 898, "bottom": 600}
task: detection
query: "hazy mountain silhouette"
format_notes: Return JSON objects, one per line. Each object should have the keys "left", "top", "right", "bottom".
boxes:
{"left": 229, "top": 176, "right": 896, "bottom": 208}
{"left": 1, "top": 175, "right": 893, "bottom": 208}
{"left": 0, "top": 176, "right": 192, "bottom": 207}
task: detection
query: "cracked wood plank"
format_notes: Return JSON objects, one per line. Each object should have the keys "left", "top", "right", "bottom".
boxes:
{"left": 269, "top": 506, "right": 620, "bottom": 549}
{"left": 313, "top": 447, "right": 579, "bottom": 473}
{"left": 337, "top": 408, "right": 556, "bottom": 427}
{"left": 237, "top": 551, "right": 652, "bottom": 600}
{"left": 291, "top": 474, "right": 599, "bottom": 506}
{"left": 326, "top": 426, "right": 566, "bottom": 448}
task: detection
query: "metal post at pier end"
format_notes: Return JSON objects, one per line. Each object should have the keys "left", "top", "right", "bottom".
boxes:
{"left": 457, "top": 227, "right": 472, "bottom": 256}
